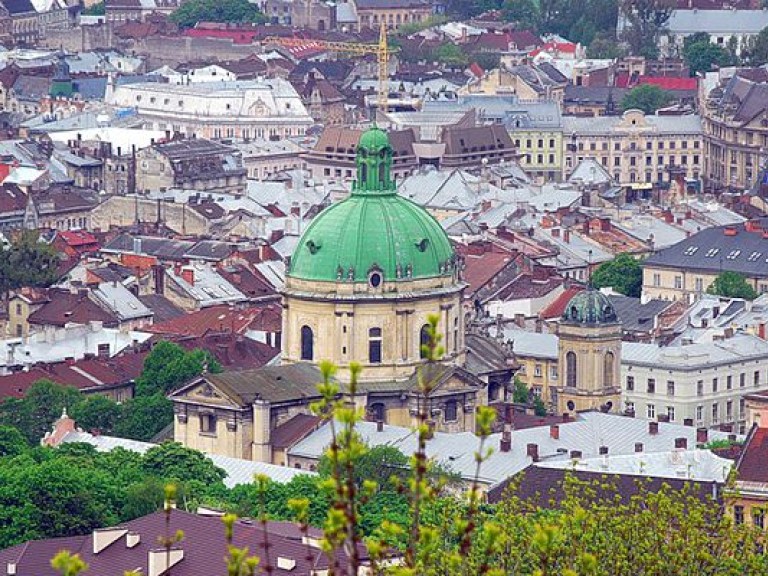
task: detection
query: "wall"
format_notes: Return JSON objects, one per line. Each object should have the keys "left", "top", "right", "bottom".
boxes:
{"left": 90, "top": 196, "right": 209, "bottom": 236}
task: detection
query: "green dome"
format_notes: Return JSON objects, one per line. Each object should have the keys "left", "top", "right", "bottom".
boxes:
{"left": 288, "top": 126, "right": 456, "bottom": 283}
{"left": 562, "top": 289, "right": 619, "bottom": 325}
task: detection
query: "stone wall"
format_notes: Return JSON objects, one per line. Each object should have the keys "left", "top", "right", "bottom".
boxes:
{"left": 90, "top": 195, "right": 209, "bottom": 236}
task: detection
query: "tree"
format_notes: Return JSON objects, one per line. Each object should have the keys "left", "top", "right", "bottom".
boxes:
{"left": 620, "top": 84, "right": 672, "bottom": 114}
{"left": 169, "top": 0, "right": 266, "bottom": 29}
{"left": 620, "top": 0, "right": 675, "bottom": 58}
{"left": 135, "top": 341, "right": 220, "bottom": 396}
{"left": 684, "top": 40, "right": 733, "bottom": 76}
{"left": 433, "top": 43, "right": 468, "bottom": 68}
{"left": 70, "top": 395, "right": 121, "bottom": 435}
{"left": 113, "top": 394, "right": 174, "bottom": 441}
{"left": 706, "top": 271, "right": 758, "bottom": 300}
{"left": 319, "top": 444, "right": 409, "bottom": 491}
{"left": 82, "top": 1, "right": 105, "bottom": 15}
{"left": 747, "top": 25, "right": 768, "bottom": 65}
{"left": 141, "top": 442, "right": 226, "bottom": 487}
{"left": 591, "top": 253, "right": 643, "bottom": 297}
{"left": 512, "top": 377, "right": 529, "bottom": 404}
{"left": 501, "top": 0, "right": 541, "bottom": 32}
{"left": 0, "top": 230, "right": 60, "bottom": 302}
{"left": 0, "top": 426, "right": 27, "bottom": 457}
{"left": 533, "top": 396, "right": 548, "bottom": 417}
{"left": 0, "top": 380, "right": 82, "bottom": 444}
{"left": 588, "top": 32, "right": 624, "bottom": 59}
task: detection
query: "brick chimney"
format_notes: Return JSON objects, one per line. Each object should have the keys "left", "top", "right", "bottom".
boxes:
{"left": 649, "top": 421, "right": 659, "bottom": 435}
{"left": 500, "top": 425, "right": 512, "bottom": 453}
{"left": 562, "top": 412, "right": 570, "bottom": 423}
{"left": 674, "top": 437, "right": 687, "bottom": 449}
{"left": 180, "top": 268, "right": 194, "bottom": 286}
{"left": 550, "top": 424, "right": 560, "bottom": 440}
{"left": 526, "top": 443, "right": 539, "bottom": 462}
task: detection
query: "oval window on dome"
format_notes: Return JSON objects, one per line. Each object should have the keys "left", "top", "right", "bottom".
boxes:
{"left": 369, "top": 272, "right": 382, "bottom": 288}
{"left": 415, "top": 238, "right": 430, "bottom": 252}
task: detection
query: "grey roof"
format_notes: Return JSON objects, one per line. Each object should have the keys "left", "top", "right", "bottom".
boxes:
{"left": 621, "top": 333, "right": 768, "bottom": 369}
{"left": 606, "top": 294, "right": 673, "bottom": 334}
{"left": 643, "top": 219, "right": 768, "bottom": 277}
{"left": 137, "top": 293, "right": 185, "bottom": 323}
{"left": 562, "top": 113, "right": 703, "bottom": 135}
{"left": 92, "top": 282, "right": 153, "bottom": 321}
{"left": 60, "top": 431, "right": 313, "bottom": 487}
{"left": 424, "top": 97, "right": 563, "bottom": 129}
{"left": 101, "top": 234, "right": 235, "bottom": 262}
{"left": 667, "top": 9, "right": 768, "bottom": 34}
{"left": 565, "top": 85, "right": 628, "bottom": 105}
{"left": 288, "top": 412, "right": 735, "bottom": 486}
{"left": 464, "top": 333, "right": 513, "bottom": 375}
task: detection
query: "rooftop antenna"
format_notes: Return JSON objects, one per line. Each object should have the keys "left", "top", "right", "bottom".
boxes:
{"left": 587, "top": 248, "right": 593, "bottom": 289}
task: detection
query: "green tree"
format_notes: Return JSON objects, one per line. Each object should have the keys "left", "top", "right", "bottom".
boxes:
{"left": 82, "top": 1, "right": 105, "bottom": 15}
{"left": 501, "top": 0, "right": 541, "bottom": 31}
{"left": 141, "top": 442, "right": 226, "bottom": 487}
{"left": 0, "top": 425, "right": 27, "bottom": 457}
{"left": 0, "top": 230, "right": 60, "bottom": 302}
{"left": 747, "top": 25, "right": 768, "bottom": 65}
{"left": 512, "top": 377, "right": 529, "bottom": 404}
{"left": 70, "top": 395, "right": 121, "bottom": 435}
{"left": 588, "top": 32, "right": 624, "bottom": 59}
{"left": 0, "top": 380, "right": 82, "bottom": 444}
{"left": 319, "top": 444, "right": 409, "bottom": 491}
{"left": 684, "top": 40, "right": 733, "bottom": 76}
{"left": 169, "top": 0, "right": 266, "bottom": 29}
{"left": 620, "top": 84, "right": 672, "bottom": 114}
{"left": 434, "top": 43, "right": 469, "bottom": 68}
{"left": 591, "top": 253, "right": 643, "bottom": 297}
{"left": 135, "top": 341, "right": 220, "bottom": 396}
{"left": 620, "top": 0, "right": 675, "bottom": 58}
{"left": 706, "top": 271, "right": 758, "bottom": 300}
{"left": 533, "top": 396, "right": 548, "bottom": 417}
{"left": 113, "top": 394, "right": 174, "bottom": 441}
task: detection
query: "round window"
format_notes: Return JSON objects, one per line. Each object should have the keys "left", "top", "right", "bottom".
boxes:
{"left": 369, "top": 272, "right": 382, "bottom": 288}
{"left": 567, "top": 400, "right": 575, "bottom": 411}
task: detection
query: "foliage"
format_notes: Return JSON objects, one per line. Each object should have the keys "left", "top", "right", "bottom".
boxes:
{"left": 501, "top": 0, "right": 541, "bottom": 32}
{"left": 683, "top": 39, "right": 733, "bottom": 76}
{"left": 512, "top": 377, "right": 529, "bottom": 404}
{"left": 591, "top": 253, "right": 643, "bottom": 297}
{"left": 472, "top": 51, "right": 501, "bottom": 71}
{"left": 135, "top": 340, "right": 221, "bottom": 397}
{"left": 0, "top": 426, "right": 27, "bottom": 457}
{"left": 169, "top": 0, "right": 266, "bottom": 29}
{"left": 434, "top": 43, "right": 469, "bottom": 68}
{"left": 0, "top": 380, "right": 81, "bottom": 444}
{"left": 318, "top": 444, "right": 409, "bottom": 490}
{"left": 0, "top": 230, "right": 60, "bottom": 301}
{"left": 706, "top": 271, "right": 759, "bottom": 300}
{"left": 620, "top": 84, "right": 672, "bottom": 114}
{"left": 620, "top": 0, "right": 675, "bottom": 58}
{"left": 533, "top": 396, "right": 548, "bottom": 417}
{"left": 82, "top": 1, "right": 105, "bottom": 16}
{"left": 394, "top": 15, "right": 448, "bottom": 36}
{"left": 141, "top": 442, "right": 226, "bottom": 487}
{"left": 113, "top": 393, "right": 174, "bottom": 441}
{"left": 588, "top": 32, "right": 624, "bottom": 59}
{"left": 745, "top": 25, "right": 768, "bottom": 66}
{"left": 69, "top": 395, "right": 122, "bottom": 435}
{"left": 540, "top": 0, "right": 619, "bottom": 45}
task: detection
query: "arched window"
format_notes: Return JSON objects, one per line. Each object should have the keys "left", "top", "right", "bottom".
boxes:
{"left": 300, "top": 325, "right": 313, "bottom": 361}
{"left": 444, "top": 400, "right": 458, "bottom": 422}
{"left": 370, "top": 402, "right": 385, "bottom": 422}
{"left": 378, "top": 157, "right": 386, "bottom": 186}
{"left": 369, "top": 327, "right": 382, "bottom": 363}
{"left": 419, "top": 324, "right": 430, "bottom": 359}
{"left": 566, "top": 351, "right": 577, "bottom": 388}
{"left": 604, "top": 352, "right": 615, "bottom": 387}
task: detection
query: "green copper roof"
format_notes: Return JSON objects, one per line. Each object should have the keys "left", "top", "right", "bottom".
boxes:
{"left": 289, "top": 127, "right": 455, "bottom": 282}
{"left": 562, "top": 289, "right": 619, "bottom": 325}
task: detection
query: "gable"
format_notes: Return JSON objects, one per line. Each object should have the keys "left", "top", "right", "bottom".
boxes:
{"left": 171, "top": 378, "right": 243, "bottom": 409}
{"left": 428, "top": 369, "right": 485, "bottom": 398}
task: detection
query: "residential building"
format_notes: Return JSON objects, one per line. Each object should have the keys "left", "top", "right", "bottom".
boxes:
{"left": 105, "top": 0, "right": 182, "bottom": 23}
{"left": 642, "top": 219, "right": 768, "bottom": 302}
{"left": 701, "top": 70, "right": 768, "bottom": 193}
{"left": 135, "top": 139, "right": 247, "bottom": 195}
{"left": 563, "top": 110, "right": 704, "bottom": 188}
{"left": 6, "top": 0, "right": 37, "bottom": 45}
{"left": 459, "top": 65, "right": 568, "bottom": 103}
{"left": 622, "top": 333, "right": 768, "bottom": 433}
{"left": 232, "top": 137, "right": 308, "bottom": 180}
{"left": 108, "top": 79, "right": 313, "bottom": 141}
{"left": 352, "top": 0, "right": 433, "bottom": 31}
{"left": 660, "top": 9, "right": 768, "bottom": 57}
{"left": 725, "top": 421, "right": 768, "bottom": 532}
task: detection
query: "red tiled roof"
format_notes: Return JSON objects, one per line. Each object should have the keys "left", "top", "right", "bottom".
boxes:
{"left": 147, "top": 304, "right": 280, "bottom": 338}
{"left": 469, "top": 62, "right": 484, "bottom": 79}
{"left": 271, "top": 413, "right": 322, "bottom": 449}
{"left": 736, "top": 424, "right": 768, "bottom": 483}
{"left": 456, "top": 244, "right": 517, "bottom": 295}
{"left": 28, "top": 290, "right": 119, "bottom": 328}
{"left": 57, "top": 230, "right": 99, "bottom": 247}
{"left": 530, "top": 41, "right": 577, "bottom": 57}
{"left": 539, "top": 287, "right": 583, "bottom": 320}
{"left": 639, "top": 76, "right": 697, "bottom": 91}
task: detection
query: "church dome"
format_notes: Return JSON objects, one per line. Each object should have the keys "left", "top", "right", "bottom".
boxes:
{"left": 288, "top": 127, "right": 456, "bottom": 283}
{"left": 561, "top": 288, "right": 619, "bottom": 325}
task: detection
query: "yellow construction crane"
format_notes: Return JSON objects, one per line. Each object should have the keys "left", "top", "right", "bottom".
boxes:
{"left": 264, "top": 22, "right": 394, "bottom": 113}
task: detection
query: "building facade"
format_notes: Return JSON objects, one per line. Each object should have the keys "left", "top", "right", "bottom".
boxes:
{"left": 563, "top": 110, "right": 704, "bottom": 187}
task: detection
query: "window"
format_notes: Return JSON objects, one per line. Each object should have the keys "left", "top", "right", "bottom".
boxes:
{"left": 370, "top": 403, "right": 385, "bottom": 422}
{"left": 740, "top": 398, "right": 746, "bottom": 416}
{"left": 626, "top": 375, "right": 635, "bottom": 391}
{"left": 613, "top": 157, "right": 620, "bottom": 167}
{"left": 15, "top": 303, "right": 21, "bottom": 315}
{"left": 753, "top": 509, "right": 765, "bottom": 529}
{"left": 653, "top": 273, "right": 661, "bottom": 287}
{"left": 300, "top": 325, "right": 313, "bottom": 360}
{"left": 534, "top": 364, "right": 542, "bottom": 377}
{"left": 697, "top": 380, "right": 703, "bottom": 396}
{"left": 696, "top": 405, "right": 703, "bottom": 422}
{"left": 667, "top": 380, "right": 675, "bottom": 396}
{"left": 695, "top": 278, "right": 703, "bottom": 292}
{"left": 674, "top": 276, "right": 683, "bottom": 289}
{"left": 667, "top": 406, "right": 675, "bottom": 421}
{"left": 566, "top": 351, "right": 577, "bottom": 387}
{"left": 647, "top": 378, "right": 656, "bottom": 394}
{"left": 369, "top": 328, "right": 382, "bottom": 363}
{"left": 550, "top": 366, "right": 558, "bottom": 380}
{"left": 199, "top": 413, "right": 217, "bottom": 434}
{"left": 625, "top": 401, "right": 635, "bottom": 413}
{"left": 444, "top": 400, "right": 458, "bottom": 422}
{"left": 419, "top": 324, "right": 430, "bottom": 359}
{"left": 727, "top": 400, "right": 733, "bottom": 421}
{"left": 727, "top": 375, "right": 733, "bottom": 390}
{"left": 735, "top": 505, "right": 744, "bottom": 525}
{"left": 712, "top": 378, "right": 718, "bottom": 393}
{"left": 755, "top": 371, "right": 761, "bottom": 387}
{"left": 712, "top": 402, "right": 719, "bottom": 423}
{"left": 603, "top": 352, "right": 615, "bottom": 387}
{"left": 740, "top": 373, "right": 746, "bottom": 388}
{"left": 647, "top": 404, "right": 655, "bottom": 419}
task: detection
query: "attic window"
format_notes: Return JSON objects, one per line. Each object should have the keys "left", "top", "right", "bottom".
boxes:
{"left": 306, "top": 240, "right": 321, "bottom": 255}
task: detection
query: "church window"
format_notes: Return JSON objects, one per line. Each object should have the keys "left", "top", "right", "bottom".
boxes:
{"left": 300, "top": 325, "right": 313, "bottom": 360}
{"left": 566, "top": 351, "right": 577, "bottom": 387}
{"left": 444, "top": 400, "right": 458, "bottom": 422}
{"left": 603, "top": 352, "right": 615, "bottom": 387}
{"left": 420, "top": 324, "right": 430, "bottom": 358}
{"left": 369, "top": 327, "right": 382, "bottom": 363}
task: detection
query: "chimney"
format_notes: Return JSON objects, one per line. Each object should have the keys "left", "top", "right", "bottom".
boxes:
{"left": 277, "top": 558, "right": 297, "bottom": 571}
{"left": 569, "top": 449, "right": 582, "bottom": 459}
{"left": 696, "top": 427, "right": 708, "bottom": 444}
{"left": 376, "top": 419, "right": 384, "bottom": 432}
{"left": 760, "top": 323, "right": 767, "bottom": 340}
{"left": 649, "top": 421, "right": 659, "bottom": 435}
{"left": 551, "top": 227, "right": 560, "bottom": 238}
{"left": 500, "top": 424, "right": 512, "bottom": 452}
{"left": 683, "top": 418, "right": 693, "bottom": 427}
{"left": 6, "top": 563, "right": 16, "bottom": 575}
{"left": 634, "top": 442, "right": 643, "bottom": 453}
{"left": 599, "top": 445, "right": 608, "bottom": 455}
{"left": 563, "top": 228, "right": 570, "bottom": 243}
{"left": 562, "top": 412, "right": 570, "bottom": 423}
{"left": 153, "top": 265, "right": 165, "bottom": 295}
{"left": 550, "top": 424, "right": 560, "bottom": 440}
{"left": 675, "top": 437, "right": 688, "bottom": 449}
{"left": 180, "top": 268, "right": 194, "bottom": 286}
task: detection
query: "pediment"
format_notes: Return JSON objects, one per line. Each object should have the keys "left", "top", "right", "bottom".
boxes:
{"left": 428, "top": 370, "right": 484, "bottom": 398}
{"left": 171, "top": 378, "right": 242, "bottom": 409}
